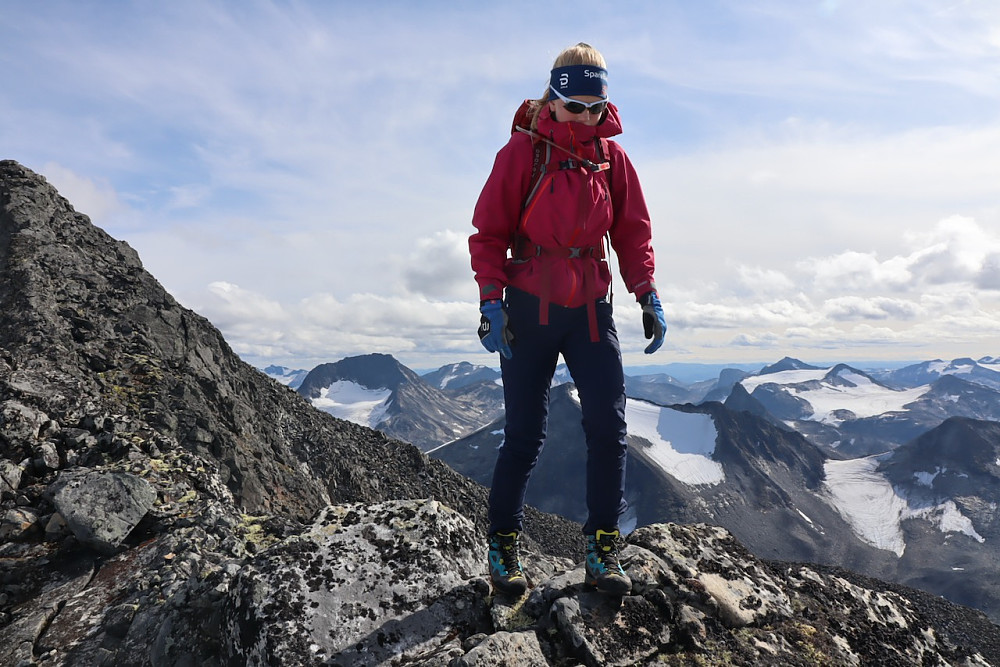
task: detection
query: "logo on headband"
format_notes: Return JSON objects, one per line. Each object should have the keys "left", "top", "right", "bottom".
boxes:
{"left": 550, "top": 64, "right": 608, "bottom": 98}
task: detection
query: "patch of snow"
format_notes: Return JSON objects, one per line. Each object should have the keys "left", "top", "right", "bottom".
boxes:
{"left": 913, "top": 469, "right": 941, "bottom": 487}
{"left": 262, "top": 366, "right": 308, "bottom": 387}
{"left": 741, "top": 367, "right": 929, "bottom": 425}
{"left": 793, "top": 381, "right": 927, "bottom": 425}
{"left": 740, "top": 368, "right": 830, "bottom": 393}
{"left": 837, "top": 370, "right": 869, "bottom": 385}
{"left": 626, "top": 400, "right": 724, "bottom": 486}
{"left": 310, "top": 381, "right": 392, "bottom": 428}
{"left": 552, "top": 367, "right": 574, "bottom": 386}
{"left": 823, "top": 458, "right": 985, "bottom": 556}
{"left": 910, "top": 501, "right": 984, "bottom": 543}
{"left": 823, "top": 457, "right": 909, "bottom": 556}
{"left": 927, "top": 361, "right": 949, "bottom": 374}
{"left": 796, "top": 509, "right": 815, "bottom": 526}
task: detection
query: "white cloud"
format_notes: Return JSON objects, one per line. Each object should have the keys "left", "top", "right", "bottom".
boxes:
{"left": 788, "top": 217, "right": 1000, "bottom": 296}
{"left": 905, "top": 215, "right": 1000, "bottom": 285}
{"left": 980, "top": 254, "right": 1000, "bottom": 290}
{"left": 651, "top": 213, "right": 1000, "bottom": 363}
{"left": 734, "top": 265, "right": 796, "bottom": 296}
{"left": 205, "top": 281, "right": 288, "bottom": 324}
{"left": 821, "top": 296, "right": 922, "bottom": 322}
{"left": 195, "top": 283, "right": 482, "bottom": 369}
{"left": 806, "top": 251, "right": 913, "bottom": 293}
{"left": 5, "top": 1, "right": 1000, "bottom": 370}
{"left": 166, "top": 184, "right": 212, "bottom": 210}
{"left": 41, "top": 163, "right": 124, "bottom": 222}
{"left": 401, "top": 230, "right": 473, "bottom": 300}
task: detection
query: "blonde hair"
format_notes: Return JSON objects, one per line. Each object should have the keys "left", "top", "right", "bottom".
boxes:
{"left": 529, "top": 42, "right": 608, "bottom": 130}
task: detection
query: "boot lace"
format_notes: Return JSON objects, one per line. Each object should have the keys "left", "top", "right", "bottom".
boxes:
{"left": 594, "top": 531, "right": 625, "bottom": 572}
{"left": 492, "top": 533, "right": 523, "bottom": 576}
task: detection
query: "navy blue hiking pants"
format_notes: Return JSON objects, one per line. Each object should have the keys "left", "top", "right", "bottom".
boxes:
{"left": 488, "top": 287, "right": 628, "bottom": 536}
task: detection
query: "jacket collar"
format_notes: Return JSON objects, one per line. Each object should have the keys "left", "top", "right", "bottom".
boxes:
{"left": 536, "top": 101, "right": 623, "bottom": 148}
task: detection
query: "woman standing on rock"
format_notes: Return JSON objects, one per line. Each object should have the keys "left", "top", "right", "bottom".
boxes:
{"left": 469, "top": 42, "right": 666, "bottom": 596}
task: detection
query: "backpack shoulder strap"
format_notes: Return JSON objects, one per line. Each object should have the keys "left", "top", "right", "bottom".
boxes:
{"left": 523, "top": 140, "right": 550, "bottom": 211}
{"left": 595, "top": 137, "right": 613, "bottom": 194}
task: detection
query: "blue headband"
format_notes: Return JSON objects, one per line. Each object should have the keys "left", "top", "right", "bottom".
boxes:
{"left": 549, "top": 64, "right": 608, "bottom": 99}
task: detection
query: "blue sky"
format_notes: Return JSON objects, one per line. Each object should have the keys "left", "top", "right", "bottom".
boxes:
{"left": 2, "top": 0, "right": 999, "bottom": 372}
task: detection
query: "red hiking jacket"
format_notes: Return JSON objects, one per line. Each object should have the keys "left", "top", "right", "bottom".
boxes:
{"left": 469, "top": 101, "right": 656, "bottom": 322}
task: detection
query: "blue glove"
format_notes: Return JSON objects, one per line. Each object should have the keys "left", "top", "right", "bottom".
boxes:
{"left": 478, "top": 300, "right": 513, "bottom": 359}
{"left": 639, "top": 291, "right": 666, "bottom": 354}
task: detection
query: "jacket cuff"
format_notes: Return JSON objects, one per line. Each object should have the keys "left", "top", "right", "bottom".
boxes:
{"left": 633, "top": 280, "right": 657, "bottom": 301}
{"left": 478, "top": 282, "right": 504, "bottom": 302}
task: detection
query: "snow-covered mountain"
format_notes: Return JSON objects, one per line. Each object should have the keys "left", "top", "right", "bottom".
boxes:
{"left": 872, "top": 356, "right": 1000, "bottom": 391}
{"left": 825, "top": 417, "right": 1000, "bottom": 618}
{"left": 624, "top": 372, "right": 712, "bottom": 406}
{"left": 431, "top": 384, "right": 1000, "bottom": 622}
{"left": 296, "top": 354, "right": 502, "bottom": 450}
{"left": 261, "top": 364, "right": 309, "bottom": 389}
{"left": 737, "top": 361, "right": 921, "bottom": 424}
{"left": 728, "top": 357, "right": 1000, "bottom": 456}
{"left": 420, "top": 361, "right": 500, "bottom": 391}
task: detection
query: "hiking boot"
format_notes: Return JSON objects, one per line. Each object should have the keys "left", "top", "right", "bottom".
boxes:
{"left": 585, "top": 529, "right": 632, "bottom": 595}
{"left": 488, "top": 531, "right": 528, "bottom": 596}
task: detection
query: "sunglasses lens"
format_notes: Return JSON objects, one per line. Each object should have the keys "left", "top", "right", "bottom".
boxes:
{"left": 563, "top": 100, "right": 607, "bottom": 115}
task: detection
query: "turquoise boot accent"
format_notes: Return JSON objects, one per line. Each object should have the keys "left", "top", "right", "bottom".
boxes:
{"left": 488, "top": 531, "right": 527, "bottom": 596}
{"left": 585, "top": 528, "right": 631, "bottom": 595}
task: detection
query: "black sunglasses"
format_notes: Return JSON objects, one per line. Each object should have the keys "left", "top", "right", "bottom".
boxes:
{"left": 550, "top": 87, "right": 608, "bottom": 115}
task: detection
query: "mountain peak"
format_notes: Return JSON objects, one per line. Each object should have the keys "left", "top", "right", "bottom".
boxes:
{"left": 823, "top": 363, "right": 881, "bottom": 388}
{"left": 421, "top": 361, "right": 500, "bottom": 391}
{"left": 297, "top": 353, "right": 417, "bottom": 399}
{"left": 759, "top": 356, "right": 822, "bottom": 375}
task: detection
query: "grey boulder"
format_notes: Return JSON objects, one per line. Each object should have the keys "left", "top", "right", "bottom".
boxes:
{"left": 50, "top": 469, "right": 156, "bottom": 554}
{"left": 224, "top": 498, "right": 488, "bottom": 666}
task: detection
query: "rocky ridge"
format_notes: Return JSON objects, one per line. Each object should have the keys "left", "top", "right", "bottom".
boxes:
{"left": 1, "top": 159, "right": 999, "bottom": 666}
{"left": 224, "top": 498, "right": 999, "bottom": 666}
